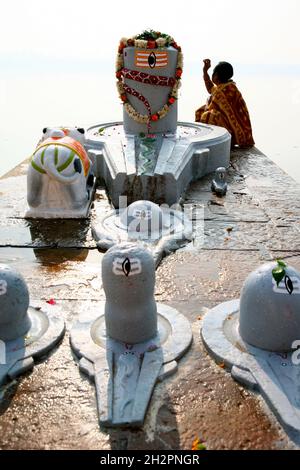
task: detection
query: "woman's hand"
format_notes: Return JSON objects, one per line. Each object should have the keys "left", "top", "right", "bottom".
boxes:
{"left": 202, "top": 59, "right": 213, "bottom": 93}
{"left": 203, "top": 59, "right": 211, "bottom": 71}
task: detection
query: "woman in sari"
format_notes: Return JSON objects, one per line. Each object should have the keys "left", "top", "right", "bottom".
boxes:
{"left": 195, "top": 60, "right": 255, "bottom": 148}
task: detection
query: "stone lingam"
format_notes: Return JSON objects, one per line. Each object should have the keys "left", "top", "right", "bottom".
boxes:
{"left": 70, "top": 243, "right": 192, "bottom": 427}
{"left": 92, "top": 199, "right": 193, "bottom": 266}
{"left": 86, "top": 30, "right": 231, "bottom": 208}
{"left": 211, "top": 167, "right": 228, "bottom": 197}
{"left": 0, "top": 264, "right": 65, "bottom": 388}
{"left": 26, "top": 127, "right": 96, "bottom": 219}
{"left": 201, "top": 260, "right": 300, "bottom": 438}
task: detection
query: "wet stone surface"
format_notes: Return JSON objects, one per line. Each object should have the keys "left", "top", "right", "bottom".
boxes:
{"left": 0, "top": 148, "right": 300, "bottom": 449}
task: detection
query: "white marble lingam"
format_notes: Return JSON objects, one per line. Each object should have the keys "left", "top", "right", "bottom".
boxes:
{"left": 70, "top": 243, "right": 192, "bottom": 427}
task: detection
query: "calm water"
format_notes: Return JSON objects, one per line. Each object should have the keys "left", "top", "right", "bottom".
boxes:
{"left": 1, "top": 64, "right": 300, "bottom": 183}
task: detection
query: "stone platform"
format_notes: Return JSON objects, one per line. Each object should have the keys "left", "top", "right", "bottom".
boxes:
{"left": 0, "top": 148, "right": 299, "bottom": 450}
{"left": 86, "top": 122, "right": 230, "bottom": 207}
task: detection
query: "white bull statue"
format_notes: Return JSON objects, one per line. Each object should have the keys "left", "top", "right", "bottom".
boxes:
{"left": 26, "top": 127, "right": 95, "bottom": 218}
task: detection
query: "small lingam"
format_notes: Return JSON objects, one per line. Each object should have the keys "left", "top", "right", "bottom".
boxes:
{"left": 0, "top": 264, "right": 65, "bottom": 388}
{"left": 211, "top": 167, "right": 228, "bottom": 197}
{"left": 103, "top": 243, "right": 157, "bottom": 344}
{"left": 202, "top": 260, "right": 300, "bottom": 437}
{"left": 239, "top": 261, "right": 300, "bottom": 351}
{"left": 0, "top": 265, "right": 31, "bottom": 342}
{"left": 92, "top": 199, "right": 193, "bottom": 266}
{"left": 70, "top": 242, "right": 192, "bottom": 427}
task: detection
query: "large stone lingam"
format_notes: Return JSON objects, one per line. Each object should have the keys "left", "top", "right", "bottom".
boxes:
{"left": 202, "top": 261, "right": 300, "bottom": 438}
{"left": 86, "top": 31, "right": 231, "bottom": 207}
{"left": 70, "top": 243, "right": 192, "bottom": 427}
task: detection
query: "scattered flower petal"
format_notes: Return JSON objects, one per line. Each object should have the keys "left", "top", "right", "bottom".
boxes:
{"left": 192, "top": 438, "right": 207, "bottom": 451}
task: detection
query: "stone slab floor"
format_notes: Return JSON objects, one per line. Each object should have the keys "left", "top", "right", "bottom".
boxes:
{"left": 0, "top": 148, "right": 299, "bottom": 450}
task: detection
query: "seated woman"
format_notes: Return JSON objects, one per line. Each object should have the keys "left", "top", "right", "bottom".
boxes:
{"left": 195, "top": 60, "right": 255, "bottom": 148}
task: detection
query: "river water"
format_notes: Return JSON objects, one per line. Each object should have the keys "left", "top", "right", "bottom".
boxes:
{"left": 1, "top": 65, "right": 299, "bottom": 183}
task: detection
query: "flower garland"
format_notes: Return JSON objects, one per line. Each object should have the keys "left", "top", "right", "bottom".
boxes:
{"left": 116, "top": 30, "right": 183, "bottom": 125}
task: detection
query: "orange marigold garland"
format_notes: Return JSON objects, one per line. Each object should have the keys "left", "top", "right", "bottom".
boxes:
{"left": 116, "top": 30, "right": 183, "bottom": 126}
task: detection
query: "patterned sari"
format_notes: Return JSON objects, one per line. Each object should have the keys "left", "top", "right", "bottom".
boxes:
{"left": 195, "top": 82, "right": 255, "bottom": 147}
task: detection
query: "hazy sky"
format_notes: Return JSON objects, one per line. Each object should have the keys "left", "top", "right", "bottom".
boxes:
{"left": 1, "top": 0, "right": 299, "bottom": 68}
{"left": 0, "top": 0, "right": 299, "bottom": 181}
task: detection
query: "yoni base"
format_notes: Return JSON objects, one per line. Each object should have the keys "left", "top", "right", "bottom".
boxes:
{"left": 86, "top": 122, "right": 231, "bottom": 208}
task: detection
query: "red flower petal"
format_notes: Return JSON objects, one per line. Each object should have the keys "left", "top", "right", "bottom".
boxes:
{"left": 147, "top": 40, "right": 157, "bottom": 49}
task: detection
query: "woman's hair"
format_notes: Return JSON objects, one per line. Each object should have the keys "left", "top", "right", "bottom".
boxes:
{"left": 213, "top": 62, "right": 234, "bottom": 83}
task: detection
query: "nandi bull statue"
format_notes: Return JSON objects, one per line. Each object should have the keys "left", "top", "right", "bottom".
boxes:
{"left": 70, "top": 242, "right": 192, "bottom": 427}
{"left": 26, "top": 127, "right": 95, "bottom": 218}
